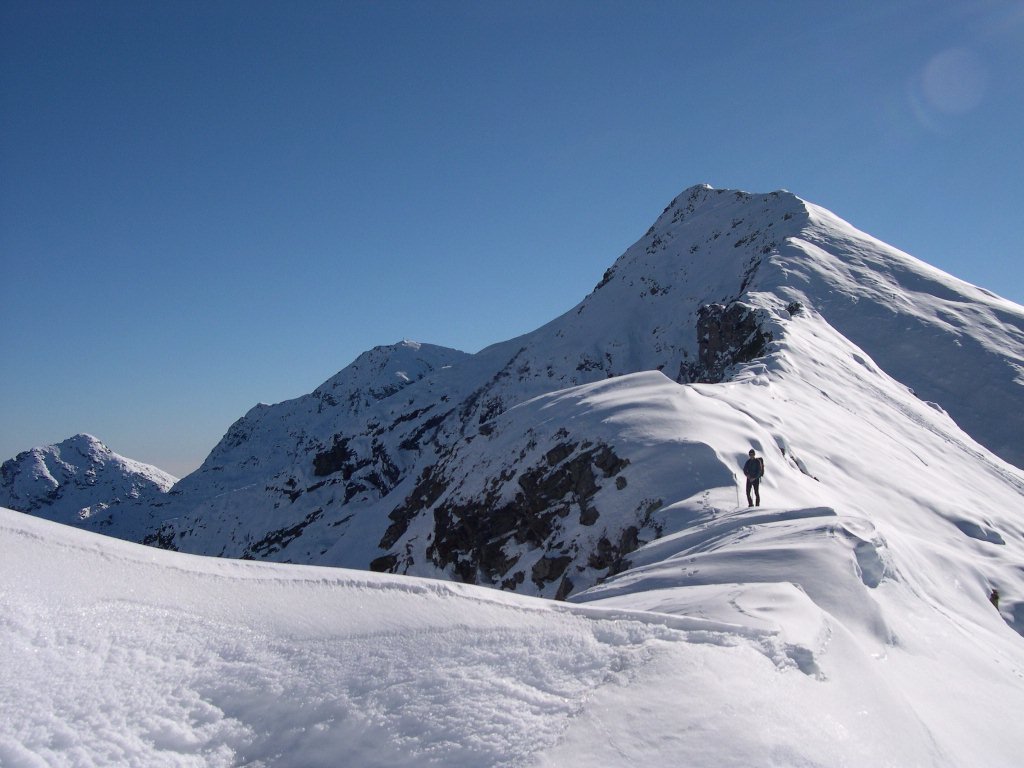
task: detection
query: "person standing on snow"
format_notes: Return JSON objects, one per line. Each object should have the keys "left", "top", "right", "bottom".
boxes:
{"left": 743, "top": 449, "right": 764, "bottom": 506}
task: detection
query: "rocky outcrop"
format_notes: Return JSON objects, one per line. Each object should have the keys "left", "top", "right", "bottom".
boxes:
{"left": 686, "top": 301, "right": 772, "bottom": 383}
{"left": 371, "top": 437, "right": 636, "bottom": 599}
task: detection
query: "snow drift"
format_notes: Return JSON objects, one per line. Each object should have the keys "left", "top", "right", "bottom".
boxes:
{"left": 3, "top": 507, "right": 1023, "bottom": 767}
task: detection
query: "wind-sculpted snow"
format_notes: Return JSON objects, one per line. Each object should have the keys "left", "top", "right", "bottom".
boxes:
{"left": 5, "top": 508, "right": 1024, "bottom": 767}
{"left": 772, "top": 202, "right": 1024, "bottom": 468}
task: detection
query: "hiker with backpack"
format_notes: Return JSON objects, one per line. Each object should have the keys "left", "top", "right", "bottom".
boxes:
{"left": 743, "top": 449, "right": 764, "bottom": 506}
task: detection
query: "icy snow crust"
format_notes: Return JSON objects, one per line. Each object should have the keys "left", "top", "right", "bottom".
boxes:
{"left": 5, "top": 185, "right": 1024, "bottom": 765}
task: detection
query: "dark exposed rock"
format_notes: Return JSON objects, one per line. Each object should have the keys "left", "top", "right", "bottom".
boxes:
{"left": 369, "top": 553, "right": 399, "bottom": 572}
{"left": 684, "top": 301, "right": 772, "bottom": 383}
{"left": 587, "top": 525, "right": 640, "bottom": 577}
{"left": 313, "top": 437, "right": 357, "bottom": 478}
{"left": 545, "top": 443, "right": 574, "bottom": 467}
{"left": 398, "top": 409, "right": 455, "bottom": 451}
{"left": 244, "top": 508, "right": 324, "bottom": 559}
{"left": 594, "top": 266, "right": 617, "bottom": 291}
{"left": 314, "top": 437, "right": 402, "bottom": 507}
{"left": 141, "top": 524, "right": 179, "bottom": 551}
{"left": 594, "top": 445, "right": 629, "bottom": 477}
{"left": 532, "top": 555, "right": 572, "bottom": 588}
{"left": 554, "top": 575, "right": 574, "bottom": 601}
{"left": 578, "top": 504, "right": 599, "bottom": 526}
{"left": 374, "top": 438, "right": 632, "bottom": 598}
{"left": 379, "top": 463, "right": 449, "bottom": 550}
{"left": 502, "top": 571, "right": 525, "bottom": 591}
{"left": 367, "top": 443, "right": 401, "bottom": 493}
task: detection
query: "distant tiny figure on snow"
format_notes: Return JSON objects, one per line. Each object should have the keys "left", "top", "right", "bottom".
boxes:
{"left": 743, "top": 449, "right": 764, "bottom": 507}
{"left": 990, "top": 588, "right": 1000, "bottom": 609}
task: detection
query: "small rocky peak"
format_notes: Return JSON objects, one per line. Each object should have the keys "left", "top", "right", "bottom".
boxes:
{"left": 648, "top": 184, "right": 809, "bottom": 235}
{"left": 57, "top": 434, "right": 111, "bottom": 462}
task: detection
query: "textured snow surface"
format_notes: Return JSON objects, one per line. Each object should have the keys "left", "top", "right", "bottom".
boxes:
{"left": 3, "top": 508, "right": 1023, "bottom": 768}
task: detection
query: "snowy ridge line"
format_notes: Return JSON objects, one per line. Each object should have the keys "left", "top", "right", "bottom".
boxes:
{"left": 624, "top": 505, "right": 841, "bottom": 563}
{"left": 4, "top": 183, "right": 1024, "bottom": 765}
{"left": 546, "top": 600, "right": 769, "bottom": 639}
{"left": 5, "top": 183, "right": 1024, "bottom": 597}
{"left": 0, "top": 506, "right": 762, "bottom": 641}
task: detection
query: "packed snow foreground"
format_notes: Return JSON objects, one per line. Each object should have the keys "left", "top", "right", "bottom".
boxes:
{"left": 2, "top": 498, "right": 1021, "bottom": 768}
{"left": 4, "top": 346, "right": 1024, "bottom": 766}
{"left": 4, "top": 184, "right": 1024, "bottom": 766}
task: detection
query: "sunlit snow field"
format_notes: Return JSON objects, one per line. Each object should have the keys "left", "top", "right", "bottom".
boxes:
{"left": 3, "top": 471, "right": 1023, "bottom": 768}
{"left": 4, "top": 188, "right": 1024, "bottom": 766}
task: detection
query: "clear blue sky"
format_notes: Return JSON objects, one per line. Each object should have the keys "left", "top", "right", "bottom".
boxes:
{"left": 2, "top": 1, "right": 1022, "bottom": 478}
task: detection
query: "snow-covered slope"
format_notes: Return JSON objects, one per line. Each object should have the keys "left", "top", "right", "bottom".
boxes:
{"left": 145, "top": 187, "right": 1020, "bottom": 589}
{"left": 5, "top": 185, "right": 1023, "bottom": 607}
{"left": 776, "top": 199, "right": 1024, "bottom": 469}
{"left": 0, "top": 433, "right": 176, "bottom": 528}
{"left": 5, "top": 184, "right": 1024, "bottom": 766}
{"left": 3, "top": 507, "right": 1022, "bottom": 767}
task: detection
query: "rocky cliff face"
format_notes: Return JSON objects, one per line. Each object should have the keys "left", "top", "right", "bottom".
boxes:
{"left": 6, "top": 184, "right": 1023, "bottom": 601}
{"left": 686, "top": 301, "right": 773, "bottom": 383}
{"left": 371, "top": 416, "right": 643, "bottom": 599}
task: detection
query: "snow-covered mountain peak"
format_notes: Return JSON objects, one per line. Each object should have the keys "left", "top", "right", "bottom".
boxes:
{"left": 60, "top": 432, "right": 106, "bottom": 452}
{"left": 6, "top": 182, "right": 1024, "bottom": 765}
{"left": 313, "top": 339, "right": 470, "bottom": 412}
{"left": 586, "top": 184, "right": 807, "bottom": 307}
{"left": 0, "top": 434, "right": 177, "bottom": 526}
{"left": 560, "top": 182, "right": 1023, "bottom": 466}
{"left": 6, "top": 182, "right": 1023, "bottom": 601}
{"left": 650, "top": 183, "right": 806, "bottom": 230}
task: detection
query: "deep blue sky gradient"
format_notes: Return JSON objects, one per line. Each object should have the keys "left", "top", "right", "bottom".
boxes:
{"left": 3, "top": 1, "right": 1022, "bottom": 476}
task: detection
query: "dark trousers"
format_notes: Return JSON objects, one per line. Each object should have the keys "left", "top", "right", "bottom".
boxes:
{"left": 746, "top": 478, "right": 760, "bottom": 506}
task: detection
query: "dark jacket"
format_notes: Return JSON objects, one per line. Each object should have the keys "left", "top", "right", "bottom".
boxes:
{"left": 744, "top": 457, "right": 764, "bottom": 480}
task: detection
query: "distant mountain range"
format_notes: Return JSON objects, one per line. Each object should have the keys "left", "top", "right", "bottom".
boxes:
{"left": 4, "top": 184, "right": 1022, "bottom": 609}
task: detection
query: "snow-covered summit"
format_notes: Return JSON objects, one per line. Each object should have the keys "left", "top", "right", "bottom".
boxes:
{"left": 6, "top": 184, "right": 1023, "bottom": 601}
{"left": 0, "top": 434, "right": 176, "bottom": 526}
{"left": 314, "top": 339, "right": 469, "bottom": 412}
{"left": 5, "top": 185, "right": 1024, "bottom": 764}
{"left": 561, "top": 183, "right": 1024, "bottom": 466}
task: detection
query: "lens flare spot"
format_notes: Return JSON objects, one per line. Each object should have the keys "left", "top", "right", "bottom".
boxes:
{"left": 920, "top": 47, "right": 988, "bottom": 115}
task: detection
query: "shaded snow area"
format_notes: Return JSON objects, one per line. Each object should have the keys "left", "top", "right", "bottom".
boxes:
{"left": 3, "top": 503, "right": 1024, "bottom": 768}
